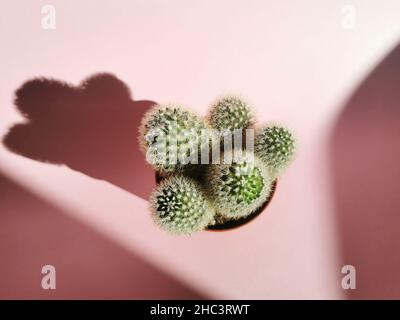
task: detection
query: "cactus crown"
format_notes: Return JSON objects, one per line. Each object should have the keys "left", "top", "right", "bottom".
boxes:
{"left": 208, "top": 96, "right": 253, "bottom": 131}
{"left": 255, "top": 125, "right": 295, "bottom": 177}
{"left": 150, "top": 175, "right": 215, "bottom": 234}
{"left": 139, "top": 104, "right": 207, "bottom": 172}
{"left": 206, "top": 151, "right": 272, "bottom": 220}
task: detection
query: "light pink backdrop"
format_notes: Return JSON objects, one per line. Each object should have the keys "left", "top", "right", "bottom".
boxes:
{"left": 1, "top": 0, "right": 400, "bottom": 299}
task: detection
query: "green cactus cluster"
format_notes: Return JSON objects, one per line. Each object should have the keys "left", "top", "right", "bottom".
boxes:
{"left": 140, "top": 95, "right": 296, "bottom": 234}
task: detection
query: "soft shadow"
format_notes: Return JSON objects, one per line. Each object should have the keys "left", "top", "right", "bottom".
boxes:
{"left": 331, "top": 44, "right": 400, "bottom": 298}
{"left": 0, "top": 173, "right": 204, "bottom": 299}
{"left": 3, "top": 73, "right": 155, "bottom": 199}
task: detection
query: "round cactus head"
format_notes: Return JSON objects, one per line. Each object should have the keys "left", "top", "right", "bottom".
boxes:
{"left": 255, "top": 125, "right": 295, "bottom": 177}
{"left": 150, "top": 175, "right": 215, "bottom": 234}
{"left": 139, "top": 104, "right": 207, "bottom": 172}
{"left": 208, "top": 95, "right": 253, "bottom": 131}
{"left": 206, "top": 151, "right": 273, "bottom": 220}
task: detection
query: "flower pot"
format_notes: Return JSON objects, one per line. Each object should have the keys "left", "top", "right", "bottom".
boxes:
{"left": 154, "top": 172, "right": 277, "bottom": 232}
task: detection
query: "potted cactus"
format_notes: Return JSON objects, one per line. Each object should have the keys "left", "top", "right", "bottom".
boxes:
{"left": 139, "top": 96, "right": 295, "bottom": 234}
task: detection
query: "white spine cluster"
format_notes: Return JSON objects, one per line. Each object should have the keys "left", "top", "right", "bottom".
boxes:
{"left": 150, "top": 175, "right": 215, "bottom": 234}
{"left": 139, "top": 104, "right": 208, "bottom": 172}
{"left": 208, "top": 95, "right": 253, "bottom": 131}
{"left": 206, "top": 151, "right": 272, "bottom": 220}
{"left": 255, "top": 125, "right": 295, "bottom": 178}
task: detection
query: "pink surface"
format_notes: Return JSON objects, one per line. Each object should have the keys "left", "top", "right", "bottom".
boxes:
{"left": 0, "top": 173, "right": 203, "bottom": 299}
{"left": 332, "top": 43, "right": 400, "bottom": 299}
{"left": 1, "top": 0, "right": 400, "bottom": 299}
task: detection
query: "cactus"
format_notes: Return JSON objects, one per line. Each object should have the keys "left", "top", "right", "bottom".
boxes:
{"left": 206, "top": 151, "right": 273, "bottom": 220}
{"left": 255, "top": 125, "right": 295, "bottom": 177}
{"left": 150, "top": 175, "right": 215, "bottom": 234}
{"left": 208, "top": 96, "right": 253, "bottom": 131}
{"left": 139, "top": 104, "right": 208, "bottom": 173}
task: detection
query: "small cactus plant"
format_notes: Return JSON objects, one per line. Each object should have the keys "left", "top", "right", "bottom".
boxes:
{"left": 142, "top": 95, "right": 296, "bottom": 234}
{"left": 139, "top": 104, "right": 208, "bottom": 173}
{"left": 205, "top": 151, "right": 273, "bottom": 220}
{"left": 208, "top": 96, "right": 253, "bottom": 131}
{"left": 255, "top": 125, "right": 295, "bottom": 178}
{"left": 150, "top": 175, "right": 215, "bottom": 234}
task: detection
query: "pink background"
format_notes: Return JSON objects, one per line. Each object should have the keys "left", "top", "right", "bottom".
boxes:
{"left": 1, "top": 0, "right": 400, "bottom": 299}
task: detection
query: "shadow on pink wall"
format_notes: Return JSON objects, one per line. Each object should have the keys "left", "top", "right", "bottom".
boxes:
{"left": 0, "top": 173, "right": 204, "bottom": 299}
{"left": 331, "top": 43, "right": 400, "bottom": 299}
{"left": 3, "top": 73, "right": 155, "bottom": 200}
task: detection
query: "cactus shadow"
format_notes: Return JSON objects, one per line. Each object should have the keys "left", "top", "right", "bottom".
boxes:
{"left": 331, "top": 43, "right": 400, "bottom": 298}
{"left": 2, "top": 73, "right": 156, "bottom": 200}
{"left": 0, "top": 172, "right": 204, "bottom": 299}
